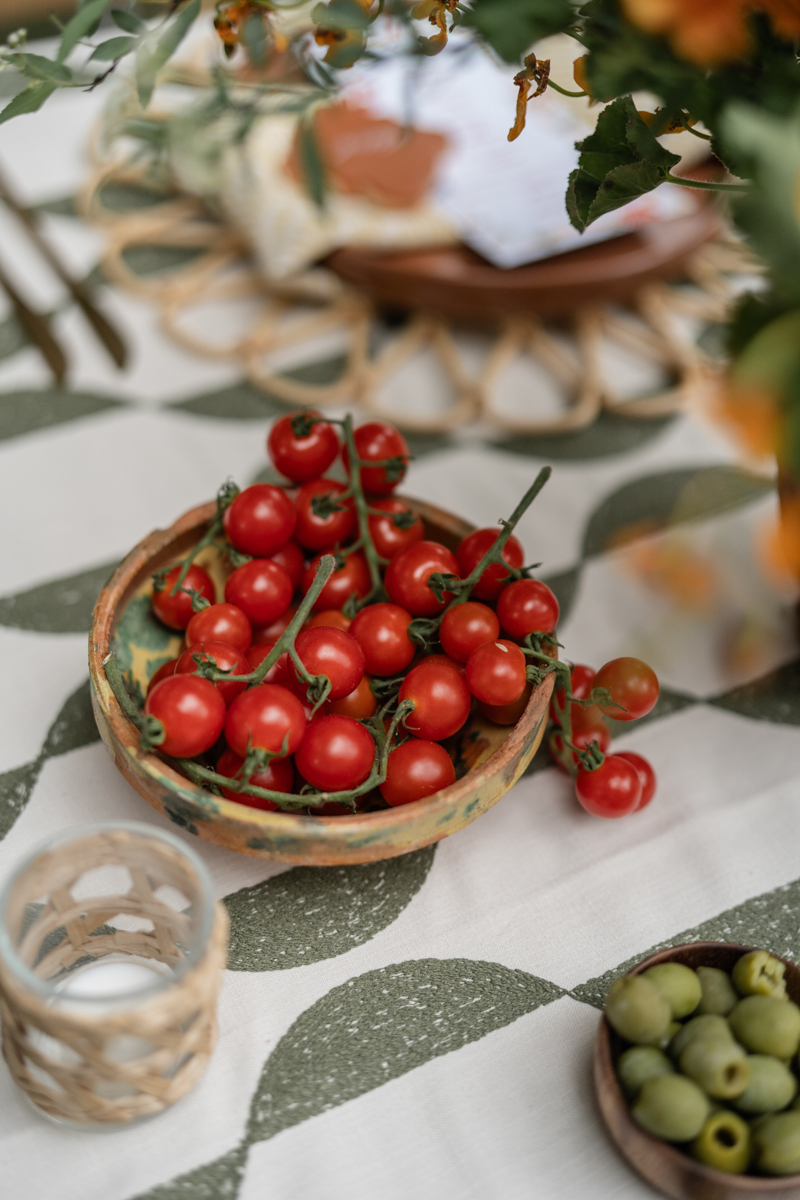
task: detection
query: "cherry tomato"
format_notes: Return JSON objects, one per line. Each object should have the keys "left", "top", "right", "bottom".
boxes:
{"left": 456, "top": 529, "right": 524, "bottom": 602}
{"left": 367, "top": 497, "right": 424, "bottom": 560}
{"left": 384, "top": 541, "right": 460, "bottom": 618}
{"left": 380, "top": 739, "right": 455, "bottom": 807}
{"left": 216, "top": 746, "right": 293, "bottom": 811}
{"left": 497, "top": 578, "right": 559, "bottom": 640}
{"left": 465, "top": 639, "right": 527, "bottom": 706}
{"left": 343, "top": 422, "right": 410, "bottom": 495}
{"left": 303, "top": 551, "right": 371, "bottom": 611}
{"left": 294, "top": 478, "right": 355, "bottom": 551}
{"left": 616, "top": 751, "right": 657, "bottom": 811}
{"left": 478, "top": 683, "right": 532, "bottom": 726}
{"left": 269, "top": 540, "right": 305, "bottom": 590}
{"left": 186, "top": 602, "right": 252, "bottom": 656}
{"left": 294, "top": 715, "right": 375, "bottom": 790}
{"left": 307, "top": 609, "right": 351, "bottom": 631}
{"left": 225, "top": 559, "right": 293, "bottom": 626}
{"left": 252, "top": 605, "right": 297, "bottom": 644}
{"left": 267, "top": 411, "right": 339, "bottom": 482}
{"left": 575, "top": 755, "right": 642, "bottom": 818}
{"left": 293, "top": 626, "right": 365, "bottom": 700}
{"left": 176, "top": 640, "right": 250, "bottom": 706}
{"left": 349, "top": 602, "right": 415, "bottom": 676}
{"left": 439, "top": 601, "right": 500, "bottom": 663}
{"left": 223, "top": 484, "right": 296, "bottom": 557}
{"left": 325, "top": 674, "right": 377, "bottom": 720}
{"left": 593, "top": 657, "right": 659, "bottom": 722}
{"left": 398, "top": 661, "right": 471, "bottom": 741}
{"left": 421, "top": 652, "right": 465, "bottom": 675}
{"left": 225, "top": 683, "right": 307, "bottom": 758}
{"left": 146, "top": 659, "right": 178, "bottom": 696}
{"left": 246, "top": 643, "right": 291, "bottom": 685}
{"left": 152, "top": 564, "right": 215, "bottom": 630}
{"left": 550, "top": 707, "right": 612, "bottom": 773}
{"left": 145, "top": 674, "right": 226, "bottom": 758}
{"left": 551, "top": 663, "right": 596, "bottom": 725}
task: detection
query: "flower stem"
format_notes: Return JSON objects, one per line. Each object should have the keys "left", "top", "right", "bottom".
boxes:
{"left": 664, "top": 171, "right": 748, "bottom": 192}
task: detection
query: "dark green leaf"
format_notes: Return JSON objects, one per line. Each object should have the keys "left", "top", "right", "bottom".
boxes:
{"left": 136, "top": 0, "right": 200, "bottom": 109}
{"left": 492, "top": 411, "right": 675, "bottom": 460}
{"left": 111, "top": 8, "right": 145, "bottom": 33}
{"left": 311, "top": 0, "right": 370, "bottom": 31}
{"left": 463, "top": 0, "right": 573, "bottom": 63}
{"left": 239, "top": 13, "right": 268, "bottom": 67}
{"left": 42, "top": 679, "right": 101, "bottom": 759}
{"left": 298, "top": 117, "right": 327, "bottom": 208}
{"left": 224, "top": 849, "right": 436, "bottom": 970}
{"left": 0, "top": 387, "right": 125, "bottom": 442}
{"left": 12, "top": 54, "right": 72, "bottom": 84}
{"left": 0, "top": 559, "right": 118, "bottom": 633}
{"left": 0, "top": 82, "right": 57, "bottom": 125}
{"left": 726, "top": 291, "right": 795, "bottom": 356}
{"left": 0, "top": 760, "right": 42, "bottom": 841}
{"left": 710, "top": 658, "right": 800, "bottom": 726}
{"left": 57, "top": 0, "right": 111, "bottom": 62}
{"left": 89, "top": 35, "right": 138, "bottom": 62}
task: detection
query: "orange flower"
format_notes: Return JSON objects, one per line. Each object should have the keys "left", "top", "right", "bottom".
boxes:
{"left": 712, "top": 376, "right": 782, "bottom": 461}
{"left": 621, "top": 0, "right": 800, "bottom": 65}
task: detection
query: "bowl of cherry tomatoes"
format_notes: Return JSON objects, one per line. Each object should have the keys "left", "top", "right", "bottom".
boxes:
{"left": 89, "top": 410, "right": 630, "bottom": 865}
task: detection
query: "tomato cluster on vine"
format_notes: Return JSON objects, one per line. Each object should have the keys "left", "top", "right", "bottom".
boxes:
{"left": 132, "top": 410, "right": 660, "bottom": 818}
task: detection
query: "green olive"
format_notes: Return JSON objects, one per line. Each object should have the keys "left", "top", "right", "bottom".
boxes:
{"left": 604, "top": 976, "right": 672, "bottom": 1045}
{"left": 734, "top": 1055, "right": 797, "bottom": 1114}
{"left": 617, "top": 1046, "right": 674, "bottom": 1099}
{"left": 632, "top": 1073, "right": 710, "bottom": 1142}
{"left": 729, "top": 996, "right": 800, "bottom": 1059}
{"left": 692, "top": 1110, "right": 750, "bottom": 1174}
{"left": 732, "top": 950, "right": 787, "bottom": 1000}
{"left": 696, "top": 966, "right": 738, "bottom": 1016}
{"left": 679, "top": 1035, "right": 749, "bottom": 1099}
{"left": 643, "top": 963, "right": 702, "bottom": 1020}
{"left": 752, "top": 1111, "right": 800, "bottom": 1174}
{"left": 670, "top": 1014, "right": 734, "bottom": 1060}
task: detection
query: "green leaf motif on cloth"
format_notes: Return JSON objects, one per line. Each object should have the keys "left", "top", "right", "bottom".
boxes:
{"left": 711, "top": 659, "right": 800, "bottom": 725}
{"left": 493, "top": 413, "right": 676, "bottom": 461}
{"left": 129, "top": 1146, "right": 249, "bottom": 1200}
{"left": 0, "top": 559, "right": 117, "bottom": 633}
{"left": 0, "top": 761, "right": 42, "bottom": 840}
{"left": 0, "top": 389, "right": 125, "bottom": 443}
{"left": 224, "top": 848, "right": 436, "bottom": 971}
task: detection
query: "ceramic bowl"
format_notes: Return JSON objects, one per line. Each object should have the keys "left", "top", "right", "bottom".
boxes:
{"left": 89, "top": 495, "right": 553, "bottom": 865}
{"left": 595, "top": 941, "right": 800, "bottom": 1200}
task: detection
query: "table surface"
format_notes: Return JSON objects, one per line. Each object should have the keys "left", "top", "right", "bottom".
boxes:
{"left": 1, "top": 82, "right": 799, "bottom": 1200}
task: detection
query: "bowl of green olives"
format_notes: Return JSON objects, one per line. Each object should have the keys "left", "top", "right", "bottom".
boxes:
{"left": 595, "top": 943, "right": 800, "bottom": 1199}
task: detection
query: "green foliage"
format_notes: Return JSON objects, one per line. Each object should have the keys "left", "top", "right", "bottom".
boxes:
{"left": 136, "top": 0, "right": 200, "bottom": 109}
{"left": 9, "top": 54, "right": 72, "bottom": 84}
{"left": 298, "top": 115, "right": 327, "bottom": 207}
{"left": 110, "top": 9, "right": 146, "bottom": 34}
{"left": 726, "top": 292, "right": 796, "bottom": 357}
{"left": 311, "top": 0, "right": 371, "bottom": 31}
{"left": 0, "top": 83, "right": 57, "bottom": 126}
{"left": 57, "top": 0, "right": 112, "bottom": 63}
{"left": 89, "top": 36, "right": 139, "bottom": 63}
{"left": 566, "top": 95, "right": 679, "bottom": 232}
{"left": 464, "top": 0, "right": 574, "bottom": 63}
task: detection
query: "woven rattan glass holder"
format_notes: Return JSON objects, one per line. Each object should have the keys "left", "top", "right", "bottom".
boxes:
{"left": 0, "top": 821, "right": 228, "bottom": 1128}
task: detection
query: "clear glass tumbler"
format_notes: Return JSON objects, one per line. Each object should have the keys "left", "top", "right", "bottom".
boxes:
{"left": 0, "top": 821, "right": 227, "bottom": 1128}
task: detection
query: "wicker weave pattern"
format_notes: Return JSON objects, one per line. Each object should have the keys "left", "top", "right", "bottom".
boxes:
{"left": 0, "top": 828, "right": 228, "bottom": 1126}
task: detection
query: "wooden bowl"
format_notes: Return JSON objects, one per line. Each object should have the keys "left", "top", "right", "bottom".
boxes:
{"left": 595, "top": 942, "right": 800, "bottom": 1200}
{"left": 88, "top": 496, "right": 553, "bottom": 866}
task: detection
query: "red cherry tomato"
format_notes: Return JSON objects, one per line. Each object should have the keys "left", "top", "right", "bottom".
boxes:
{"left": 225, "top": 683, "right": 307, "bottom": 758}
{"left": 223, "top": 484, "right": 296, "bottom": 557}
{"left": 246, "top": 643, "right": 292, "bottom": 685}
{"left": 294, "top": 478, "right": 355, "bottom": 551}
{"left": 294, "top": 715, "right": 376, "bottom": 790}
{"left": 398, "top": 661, "right": 471, "bottom": 741}
{"left": 216, "top": 746, "right": 293, "bottom": 811}
{"left": 593, "top": 657, "right": 659, "bottom": 722}
{"left": 575, "top": 755, "right": 643, "bottom": 818}
{"left": 384, "top": 541, "right": 460, "bottom": 618}
{"left": 439, "top": 601, "right": 500, "bottom": 663}
{"left": 152, "top": 564, "right": 215, "bottom": 630}
{"left": 380, "top": 739, "right": 455, "bottom": 807}
{"left": 456, "top": 529, "right": 524, "bottom": 602}
{"left": 497, "top": 579, "right": 559, "bottom": 641}
{"left": 293, "top": 626, "right": 365, "bottom": 700}
{"left": 146, "top": 659, "right": 178, "bottom": 696}
{"left": 325, "top": 675, "right": 377, "bottom": 720}
{"left": 267, "top": 411, "right": 339, "bottom": 482}
{"left": 421, "top": 652, "right": 465, "bottom": 675}
{"left": 269, "top": 540, "right": 305, "bottom": 590}
{"left": 616, "top": 751, "right": 657, "bottom": 811}
{"left": 367, "top": 497, "right": 424, "bottom": 560}
{"left": 349, "top": 602, "right": 415, "bottom": 676}
{"left": 186, "top": 602, "right": 252, "bottom": 656}
{"left": 550, "top": 663, "right": 596, "bottom": 725}
{"left": 307, "top": 609, "right": 351, "bottom": 632}
{"left": 225, "top": 559, "right": 293, "bottom": 626}
{"left": 176, "top": 640, "right": 250, "bottom": 706}
{"left": 550, "top": 707, "right": 612, "bottom": 773}
{"left": 252, "top": 604, "right": 297, "bottom": 644}
{"left": 145, "top": 675, "right": 226, "bottom": 758}
{"left": 303, "top": 551, "right": 371, "bottom": 611}
{"left": 465, "top": 639, "right": 527, "bottom": 706}
{"left": 344, "top": 422, "right": 410, "bottom": 495}
{"left": 478, "top": 683, "right": 532, "bottom": 726}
